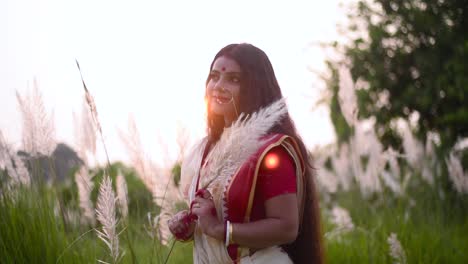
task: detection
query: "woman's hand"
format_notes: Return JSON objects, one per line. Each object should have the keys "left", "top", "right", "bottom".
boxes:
{"left": 190, "top": 189, "right": 224, "bottom": 241}
{"left": 168, "top": 210, "right": 195, "bottom": 241}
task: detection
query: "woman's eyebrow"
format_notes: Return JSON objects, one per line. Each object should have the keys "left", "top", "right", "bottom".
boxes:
{"left": 211, "top": 69, "right": 241, "bottom": 75}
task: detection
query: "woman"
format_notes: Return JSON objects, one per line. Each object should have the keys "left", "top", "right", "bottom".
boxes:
{"left": 168, "top": 43, "right": 324, "bottom": 264}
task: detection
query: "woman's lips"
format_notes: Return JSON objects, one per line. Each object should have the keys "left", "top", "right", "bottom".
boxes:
{"left": 212, "top": 95, "right": 231, "bottom": 104}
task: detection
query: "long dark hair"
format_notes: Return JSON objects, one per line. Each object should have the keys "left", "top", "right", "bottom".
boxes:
{"left": 205, "top": 43, "right": 324, "bottom": 263}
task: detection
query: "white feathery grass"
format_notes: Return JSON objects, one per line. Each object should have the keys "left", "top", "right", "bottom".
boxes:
{"left": 145, "top": 212, "right": 172, "bottom": 245}
{"left": 349, "top": 130, "right": 365, "bottom": 192}
{"left": 330, "top": 205, "right": 354, "bottom": 232}
{"left": 349, "top": 124, "right": 384, "bottom": 196}
{"left": 332, "top": 144, "right": 352, "bottom": 191}
{"left": 73, "top": 98, "right": 97, "bottom": 165}
{"left": 75, "top": 166, "right": 95, "bottom": 226}
{"left": 81, "top": 98, "right": 97, "bottom": 157}
{"left": 360, "top": 129, "right": 384, "bottom": 194}
{"left": 118, "top": 116, "right": 178, "bottom": 204}
{"left": 152, "top": 167, "right": 180, "bottom": 245}
{"left": 145, "top": 213, "right": 157, "bottom": 239}
{"left": 446, "top": 152, "right": 468, "bottom": 194}
{"left": 116, "top": 173, "right": 129, "bottom": 219}
{"left": 421, "top": 136, "right": 439, "bottom": 186}
{"left": 314, "top": 146, "right": 339, "bottom": 194}
{"left": 398, "top": 121, "right": 433, "bottom": 185}
{"left": 325, "top": 205, "right": 355, "bottom": 240}
{"left": 387, "top": 233, "right": 407, "bottom": 264}
{"left": 386, "top": 147, "right": 401, "bottom": 178}
{"left": 11, "top": 154, "right": 30, "bottom": 186}
{"left": 380, "top": 171, "right": 402, "bottom": 195}
{"left": 338, "top": 67, "right": 358, "bottom": 127}
{"left": 380, "top": 148, "right": 403, "bottom": 195}
{"left": 0, "top": 130, "right": 30, "bottom": 187}
{"left": 75, "top": 61, "right": 123, "bottom": 260}
{"left": 16, "top": 79, "right": 56, "bottom": 156}
{"left": 72, "top": 112, "right": 84, "bottom": 159}
{"left": 64, "top": 208, "right": 81, "bottom": 228}
{"left": 201, "top": 98, "right": 288, "bottom": 189}
{"left": 316, "top": 168, "right": 339, "bottom": 194}
{"left": 176, "top": 121, "right": 190, "bottom": 162}
{"left": 96, "top": 175, "right": 121, "bottom": 263}
{"left": 398, "top": 121, "right": 423, "bottom": 169}
{"left": 155, "top": 129, "right": 174, "bottom": 169}
{"left": 118, "top": 115, "right": 155, "bottom": 191}
{"left": 76, "top": 60, "right": 111, "bottom": 168}
{"left": 0, "top": 130, "right": 7, "bottom": 170}
{"left": 454, "top": 137, "right": 468, "bottom": 151}
{"left": 156, "top": 210, "right": 173, "bottom": 245}
{"left": 118, "top": 116, "right": 178, "bottom": 245}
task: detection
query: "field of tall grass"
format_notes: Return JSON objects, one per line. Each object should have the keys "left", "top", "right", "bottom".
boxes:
{"left": 1, "top": 73, "right": 467, "bottom": 263}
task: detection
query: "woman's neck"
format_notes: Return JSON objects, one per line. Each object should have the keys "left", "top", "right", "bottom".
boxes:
{"left": 224, "top": 116, "right": 235, "bottom": 127}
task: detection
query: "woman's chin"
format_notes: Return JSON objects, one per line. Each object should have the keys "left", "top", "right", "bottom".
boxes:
{"left": 210, "top": 108, "right": 226, "bottom": 116}
{"left": 210, "top": 101, "right": 228, "bottom": 116}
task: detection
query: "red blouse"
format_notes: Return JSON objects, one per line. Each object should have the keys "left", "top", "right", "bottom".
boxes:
{"left": 250, "top": 145, "right": 297, "bottom": 221}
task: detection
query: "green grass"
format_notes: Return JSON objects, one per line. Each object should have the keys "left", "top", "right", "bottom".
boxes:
{"left": 324, "top": 187, "right": 468, "bottom": 263}
{"left": 1, "top": 166, "right": 467, "bottom": 263}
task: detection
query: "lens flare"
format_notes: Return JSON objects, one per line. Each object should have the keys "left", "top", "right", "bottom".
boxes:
{"left": 264, "top": 153, "right": 280, "bottom": 169}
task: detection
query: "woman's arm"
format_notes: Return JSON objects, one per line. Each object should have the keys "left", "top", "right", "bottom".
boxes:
{"left": 192, "top": 193, "right": 299, "bottom": 248}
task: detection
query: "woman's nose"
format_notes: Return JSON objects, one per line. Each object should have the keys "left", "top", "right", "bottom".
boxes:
{"left": 213, "top": 79, "right": 224, "bottom": 91}
{"left": 210, "top": 82, "right": 225, "bottom": 95}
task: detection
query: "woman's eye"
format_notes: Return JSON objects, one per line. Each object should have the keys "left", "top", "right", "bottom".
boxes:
{"left": 210, "top": 74, "right": 219, "bottom": 81}
{"left": 230, "top": 77, "right": 240, "bottom": 83}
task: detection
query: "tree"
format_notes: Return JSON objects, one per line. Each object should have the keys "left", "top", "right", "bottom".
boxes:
{"left": 326, "top": 0, "right": 468, "bottom": 150}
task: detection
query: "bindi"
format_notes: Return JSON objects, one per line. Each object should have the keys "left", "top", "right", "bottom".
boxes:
{"left": 221, "top": 67, "right": 226, "bottom": 72}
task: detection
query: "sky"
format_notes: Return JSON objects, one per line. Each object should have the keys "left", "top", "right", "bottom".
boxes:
{"left": 2, "top": 0, "right": 348, "bottom": 165}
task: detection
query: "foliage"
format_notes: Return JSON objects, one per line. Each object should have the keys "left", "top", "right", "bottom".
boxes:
{"left": 325, "top": 0, "right": 468, "bottom": 150}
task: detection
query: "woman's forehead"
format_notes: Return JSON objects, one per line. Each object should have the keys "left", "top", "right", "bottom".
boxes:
{"left": 212, "top": 56, "right": 241, "bottom": 72}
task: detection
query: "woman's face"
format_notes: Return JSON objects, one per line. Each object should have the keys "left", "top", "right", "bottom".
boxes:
{"left": 206, "top": 56, "right": 242, "bottom": 123}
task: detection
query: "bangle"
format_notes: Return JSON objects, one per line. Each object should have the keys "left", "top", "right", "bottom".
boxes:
{"left": 225, "top": 221, "right": 231, "bottom": 246}
{"left": 224, "top": 220, "right": 228, "bottom": 242}
{"left": 229, "top": 222, "right": 234, "bottom": 245}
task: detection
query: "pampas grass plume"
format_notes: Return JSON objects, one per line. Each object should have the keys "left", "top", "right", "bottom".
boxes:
{"left": 96, "top": 174, "right": 121, "bottom": 263}
{"left": 116, "top": 173, "right": 129, "bottom": 219}
{"left": 387, "top": 233, "right": 407, "bottom": 264}
{"left": 446, "top": 152, "right": 468, "bottom": 194}
{"left": 75, "top": 166, "right": 95, "bottom": 226}
{"left": 16, "top": 79, "right": 56, "bottom": 156}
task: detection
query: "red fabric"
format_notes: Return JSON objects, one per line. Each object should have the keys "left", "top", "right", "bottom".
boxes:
{"left": 250, "top": 145, "right": 297, "bottom": 221}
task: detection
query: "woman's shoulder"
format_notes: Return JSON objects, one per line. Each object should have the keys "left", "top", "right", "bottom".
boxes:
{"left": 259, "top": 133, "right": 295, "bottom": 149}
{"left": 258, "top": 133, "right": 305, "bottom": 174}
